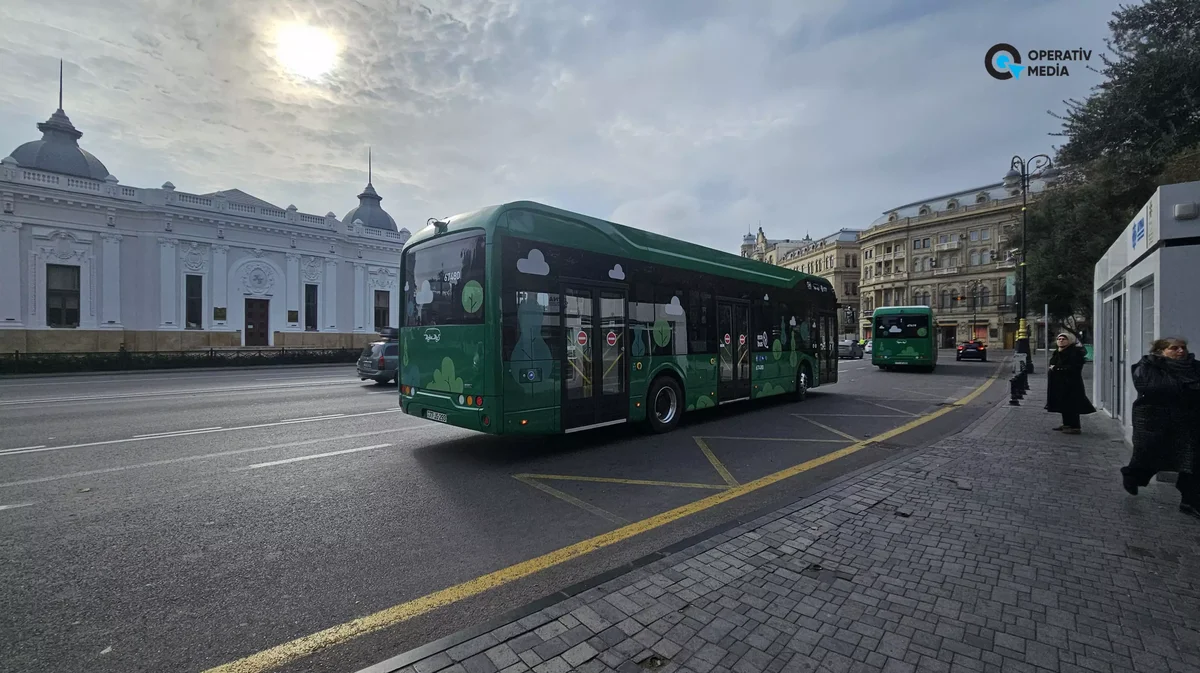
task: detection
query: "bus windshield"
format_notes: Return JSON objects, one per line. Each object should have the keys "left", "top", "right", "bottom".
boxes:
{"left": 403, "top": 231, "right": 486, "bottom": 327}
{"left": 875, "top": 314, "right": 929, "bottom": 339}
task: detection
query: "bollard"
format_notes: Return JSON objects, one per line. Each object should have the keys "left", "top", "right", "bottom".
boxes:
{"left": 1009, "top": 376, "right": 1021, "bottom": 405}
{"left": 1022, "top": 370, "right": 1030, "bottom": 392}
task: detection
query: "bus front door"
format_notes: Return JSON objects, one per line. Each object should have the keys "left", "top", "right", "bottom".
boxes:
{"left": 562, "top": 285, "right": 629, "bottom": 433}
{"left": 717, "top": 299, "right": 751, "bottom": 402}
{"left": 816, "top": 310, "right": 838, "bottom": 384}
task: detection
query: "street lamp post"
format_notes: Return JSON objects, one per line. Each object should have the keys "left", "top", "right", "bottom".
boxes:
{"left": 1003, "top": 155, "right": 1059, "bottom": 372}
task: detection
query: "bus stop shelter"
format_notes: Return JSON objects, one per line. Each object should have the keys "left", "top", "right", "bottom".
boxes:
{"left": 1092, "top": 180, "right": 1200, "bottom": 444}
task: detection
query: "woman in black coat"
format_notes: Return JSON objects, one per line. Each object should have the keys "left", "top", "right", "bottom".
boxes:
{"left": 1120, "top": 337, "right": 1200, "bottom": 518}
{"left": 1044, "top": 332, "right": 1095, "bottom": 434}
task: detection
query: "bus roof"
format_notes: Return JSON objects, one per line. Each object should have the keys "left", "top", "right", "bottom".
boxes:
{"left": 405, "top": 200, "right": 833, "bottom": 291}
{"left": 871, "top": 305, "right": 935, "bottom": 313}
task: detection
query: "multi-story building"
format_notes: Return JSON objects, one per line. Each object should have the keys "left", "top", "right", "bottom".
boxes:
{"left": 740, "top": 227, "right": 863, "bottom": 337}
{"left": 856, "top": 180, "right": 1047, "bottom": 348}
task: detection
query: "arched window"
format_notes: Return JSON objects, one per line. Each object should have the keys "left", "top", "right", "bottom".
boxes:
{"left": 923, "top": 291, "right": 932, "bottom": 306}
{"left": 976, "top": 193, "right": 988, "bottom": 204}
{"left": 980, "top": 287, "right": 991, "bottom": 306}
{"left": 918, "top": 205, "right": 931, "bottom": 216}
{"left": 970, "top": 250, "right": 980, "bottom": 266}
{"left": 981, "top": 249, "right": 992, "bottom": 264}
{"left": 941, "top": 290, "right": 950, "bottom": 309}
{"left": 950, "top": 290, "right": 960, "bottom": 308}
{"left": 888, "top": 212, "right": 898, "bottom": 222}
{"left": 947, "top": 199, "right": 958, "bottom": 210}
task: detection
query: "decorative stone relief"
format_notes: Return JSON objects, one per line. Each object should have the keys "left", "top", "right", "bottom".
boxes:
{"left": 369, "top": 266, "right": 398, "bottom": 290}
{"left": 250, "top": 248, "right": 265, "bottom": 258}
{"left": 180, "top": 241, "right": 209, "bottom": 272}
{"left": 301, "top": 256, "right": 323, "bottom": 282}
{"left": 241, "top": 262, "right": 277, "bottom": 296}
{"left": 40, "top": 231, "right": 88, "bottom": 261}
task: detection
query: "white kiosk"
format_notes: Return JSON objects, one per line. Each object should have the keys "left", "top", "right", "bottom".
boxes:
{"left": 1093, "top": 180, "right": 1200, "bottom": 444}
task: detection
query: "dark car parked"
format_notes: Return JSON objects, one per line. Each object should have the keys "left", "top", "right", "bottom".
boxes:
{"left": 358, "top": 332, "right": 399, "bottom": 383}
{"left": 956, "top": 340, "right": 988, "bottom": 362}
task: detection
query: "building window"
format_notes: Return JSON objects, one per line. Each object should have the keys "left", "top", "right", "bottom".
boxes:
{"left": 941, "top": 290, "right": 950, "bottom": 309}
{"left": 913, "top": 239, "right": 921, "bottom": 250}
{"left": 981, "top": 229, "right": 991, "bottom": 241}
{"left": 918, "top": 206, "right": 931, "bottom": 215}
{"left": 976, "top": 194, "right": 988, "bottom": 204}
{"left": 939, "top": 234, "right": 948, "bottom": 244}
{"left": 923, "top": 238, "right": 930, "bottom": 248}
{"left": 185, "top": 274, "right": 203, "bottom": 328}
{"left": 980, "top": 287, "right": 991, "bottom": 306}
{"left": 46, "top": 264, "right": 80, "bottom": 328}
{"left": 374, "top": 290, "right": 390, "bottom": 330}
{"left": 970, "top": 251, "right": 980, "bottom": 266}
{"left": 981, "top": 249, "right": 992, "bottom": 264}
{"left": 304, "top": 284, "right": 319, "bottom": 331}
{"left": 970, "top": 230, "right": 979, "bottom": 242}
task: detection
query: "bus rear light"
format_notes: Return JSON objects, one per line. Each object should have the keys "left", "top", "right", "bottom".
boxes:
{"left": 379, "top": 356, "right": 386, "bottom": 368}
{"left": 520, "top": 419, "right": 528, "bottom": 425}
{"left": 475, "top": 396, "right": 484, "bottom": 407}
{"left": 482, "top": 415, "right": 490, "bottom": 426}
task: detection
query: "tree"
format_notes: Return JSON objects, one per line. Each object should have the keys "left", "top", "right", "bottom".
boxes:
{"left": 1024, "top": 0, "right": 1200, "bottom": 331}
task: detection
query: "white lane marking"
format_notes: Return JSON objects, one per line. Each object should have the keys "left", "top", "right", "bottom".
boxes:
{"left": 0, "top": 380, "right": 362, "bottom": 407}
{"left": 4, "top": 445, "right": 46, "bottom": 452}
{"left": 857, "top": 366, "right": 868, "bottom": 370}
{"left": 890, "top": 387, "right": 946, "bottom": 399}
{"left": 237, "top": 444, "right": 391, "bottom": 470}
{"left": 367, "top": 390, "right": 400, "bottom": 395}
{"left": 799, "top": 413, "right": 910, "bottom": 418}
{"left": 0, "top": 368, "right": 352, "bottom": 388}
{"left": 278, "top": 414, "right": 346, "bottom": 422}
{"left": 133, "top": 427, "right": 222, "bottom": 438}
{"left": 0, "top": 427, "right": 435, "bottom": 488}
{"left": 0, "top": 502, "right": 35, "bottom": 511}
{"left": 869, "top": 401, "right": 918, "bottom": 416}
{"left": 0, "top": 409, "right": 402, "bottom": 457}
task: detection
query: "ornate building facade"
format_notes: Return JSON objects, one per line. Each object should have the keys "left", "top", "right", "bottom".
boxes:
{"left": 740, "top": 227, "right": 863, "bottom": 338}
{"left": 0, "top": 101, "right": 410, "bottom": 353}
{"left": 856, "top": 180, "right": 1047, "bottom": 347}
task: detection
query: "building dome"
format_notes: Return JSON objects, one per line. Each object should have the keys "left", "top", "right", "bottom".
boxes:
{"left": 342, "top": 181, "right": 397, "bottom": 231}
{"left": 8, "top": 107, "right": 111, "bottom": 181}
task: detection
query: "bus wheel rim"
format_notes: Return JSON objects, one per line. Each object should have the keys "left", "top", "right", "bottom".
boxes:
{"left": 654, "top": 385, "right": 678, "bottom": 424}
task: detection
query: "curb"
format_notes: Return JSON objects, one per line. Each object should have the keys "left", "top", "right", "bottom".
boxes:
{"left": 355, "top": 367, "right": 1010, "bottom": 673}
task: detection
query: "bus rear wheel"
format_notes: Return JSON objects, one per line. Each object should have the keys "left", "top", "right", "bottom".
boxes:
{"left": 794, "top": 364, "right": 811, "bottom": 401}
{"left": 646, "top": 376, "right": 683, "bottom": 434}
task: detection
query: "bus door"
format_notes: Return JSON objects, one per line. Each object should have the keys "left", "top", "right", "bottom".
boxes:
{"left": 717, "top": 298, "right": 751, "bottom": 402}
{"left": 816, "top": 310, "right": 838, "bottom": 383}
{"left": 561, "top": 284, "right": 629, "bottom": 433}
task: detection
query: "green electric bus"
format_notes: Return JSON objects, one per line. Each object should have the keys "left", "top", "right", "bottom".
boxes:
{"left": 397, "top": 201, "right": 840, "bottom": 436}
{"left": 870, "top": 305, "right": 938, "bottom": 372}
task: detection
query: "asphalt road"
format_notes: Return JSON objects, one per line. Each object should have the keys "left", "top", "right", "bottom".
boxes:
{"left": 0, "top": 353, "right": 1009, "bottom": 673}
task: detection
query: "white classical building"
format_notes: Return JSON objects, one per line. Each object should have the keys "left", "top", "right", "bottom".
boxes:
{"left": 1092, "top": 180, "right": 1200, "bottom": 443}
{"left": 0, "top": 100, "right": 411, "bottom": 354}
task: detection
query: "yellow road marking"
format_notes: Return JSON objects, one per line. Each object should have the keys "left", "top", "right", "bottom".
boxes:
{"left": 512, "top": 475, "right": 627, "bottom": 525}
{"left": 516, "top": 473, "right": 728, "bottom": 490}
{"left": 693, "top": 437, "right": 740, "bottom": 487}
{"left": 790, "top": 415, "right": 859, "bottom": 441}
{"left": 203, "top": 375, "right": 997, "bottom": 673}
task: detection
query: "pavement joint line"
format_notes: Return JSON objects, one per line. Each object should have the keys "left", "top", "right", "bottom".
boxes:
{"left": 512, "top": 475, "right": 628, "bottom": 525}
{"left": 693, "top": 436, "right": 739, "bottom": 486}
{"left": 789, "top": 414, "right": 860, "bottom": 441}
{"left": 237, "top": 444, "right": 392, "bottom": 470}
{"left": 0, "top": 427, "right": 435, "bottom": 488}
{"left": 203, "top": 373, "right": 999, "bottom": 673}
{"left": 0, "top": 409, "right": 403, "bottom": 457}
{"left": 512, "top": 473, "right": 729, "bottom": 490}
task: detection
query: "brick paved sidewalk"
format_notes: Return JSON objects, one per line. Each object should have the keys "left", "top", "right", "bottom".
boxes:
{"left": 368, "top": 367, "right": 1200, "bottom": 673}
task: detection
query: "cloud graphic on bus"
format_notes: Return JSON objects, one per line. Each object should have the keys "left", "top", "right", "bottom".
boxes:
{"left": 664, "top": 296, "right": 684, "bottom": 316}
{"left": 608, "top": 263, "right": 625, "bottom": 280}
{"left": 415, "top": 279, "right": 434, "bottom": 305}
{"left": 517, "top": 249, "right": 550, "bottom": 276}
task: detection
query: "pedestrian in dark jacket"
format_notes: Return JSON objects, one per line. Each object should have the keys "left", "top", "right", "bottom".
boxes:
{"left": 1045, "top": 332, "right": 1095, "bottom": 434}
{"left": 1120, "top": 337, "right": 1200, "bottom": 518}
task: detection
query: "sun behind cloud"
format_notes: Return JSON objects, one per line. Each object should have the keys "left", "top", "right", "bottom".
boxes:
{"left": 272, "top": 22, "right": 340, "bottom": 79}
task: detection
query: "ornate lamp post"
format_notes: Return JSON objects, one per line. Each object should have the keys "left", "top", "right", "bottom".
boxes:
{"left": 1003, "top": 155, "right": 1059, "bottom": 371}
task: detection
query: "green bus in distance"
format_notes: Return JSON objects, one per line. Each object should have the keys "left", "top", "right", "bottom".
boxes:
{"left": 397, "top": 201, "right": 840, "bottom": 436}
{"left": 870, "top": 305, "right": 938, "bottom": 372}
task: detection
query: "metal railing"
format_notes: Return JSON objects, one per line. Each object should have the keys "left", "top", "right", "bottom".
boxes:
{"left": 0, "top": 347, "right": 361, "bottom": 375}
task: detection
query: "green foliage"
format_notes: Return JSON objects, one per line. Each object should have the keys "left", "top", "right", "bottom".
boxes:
{"left": 652, "top": 319, "right": 671, "bottom": 348}
{"left": 772, "top": 339, "right": 782, "bottom": 361}
{"left": 429, "top": 357, "right": 464, "bottom": 393}
{"left": 789, "top": 328, "right": 798, "bottom": 369}
{"left": 694, "top": 395, "right": 715, "bottom": 409}
{"left": 758, "top": 382, "right": 786, "bottom": 397}
{"left": 1028, "top": 0, "right": 1200, "bottom": 327}
{"left": 460, "top": 280, "right": 483, "bottom": 313}
{"left": 631, "top": 325, "right": 646, "bottom": 357}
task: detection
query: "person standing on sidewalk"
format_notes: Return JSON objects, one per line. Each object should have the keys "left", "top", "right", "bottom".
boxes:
{"left": 1045, "top": 332, "right": 1095, "bottom": 434}
{"left": 1121, "top": 337, "right": 1200, "bottom": 519}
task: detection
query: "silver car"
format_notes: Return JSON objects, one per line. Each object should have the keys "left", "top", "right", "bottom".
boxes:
{"left": 838, "top": 339, "right": 864, "bottom": 359}
{"left": 357, "top": 340, "right": 399, "bottom": 384}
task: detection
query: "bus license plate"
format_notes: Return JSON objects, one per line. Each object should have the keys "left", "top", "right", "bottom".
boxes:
{"left": 425, "top": 410, "right": 448, "bottom": 423}
{"left": 894, "top": 361, "right": 908, "bottom": 365}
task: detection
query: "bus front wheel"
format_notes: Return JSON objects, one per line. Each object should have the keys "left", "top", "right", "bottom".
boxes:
{"left": 646, "top": 376, "right": 683, "bottom": 434}
{"left": 794, "top": 364, "right": 812, "bottom": 401}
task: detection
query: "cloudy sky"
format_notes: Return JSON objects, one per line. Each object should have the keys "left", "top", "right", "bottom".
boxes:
{"left": 1, "top": 0, "right": 1121, "bottom": 252}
